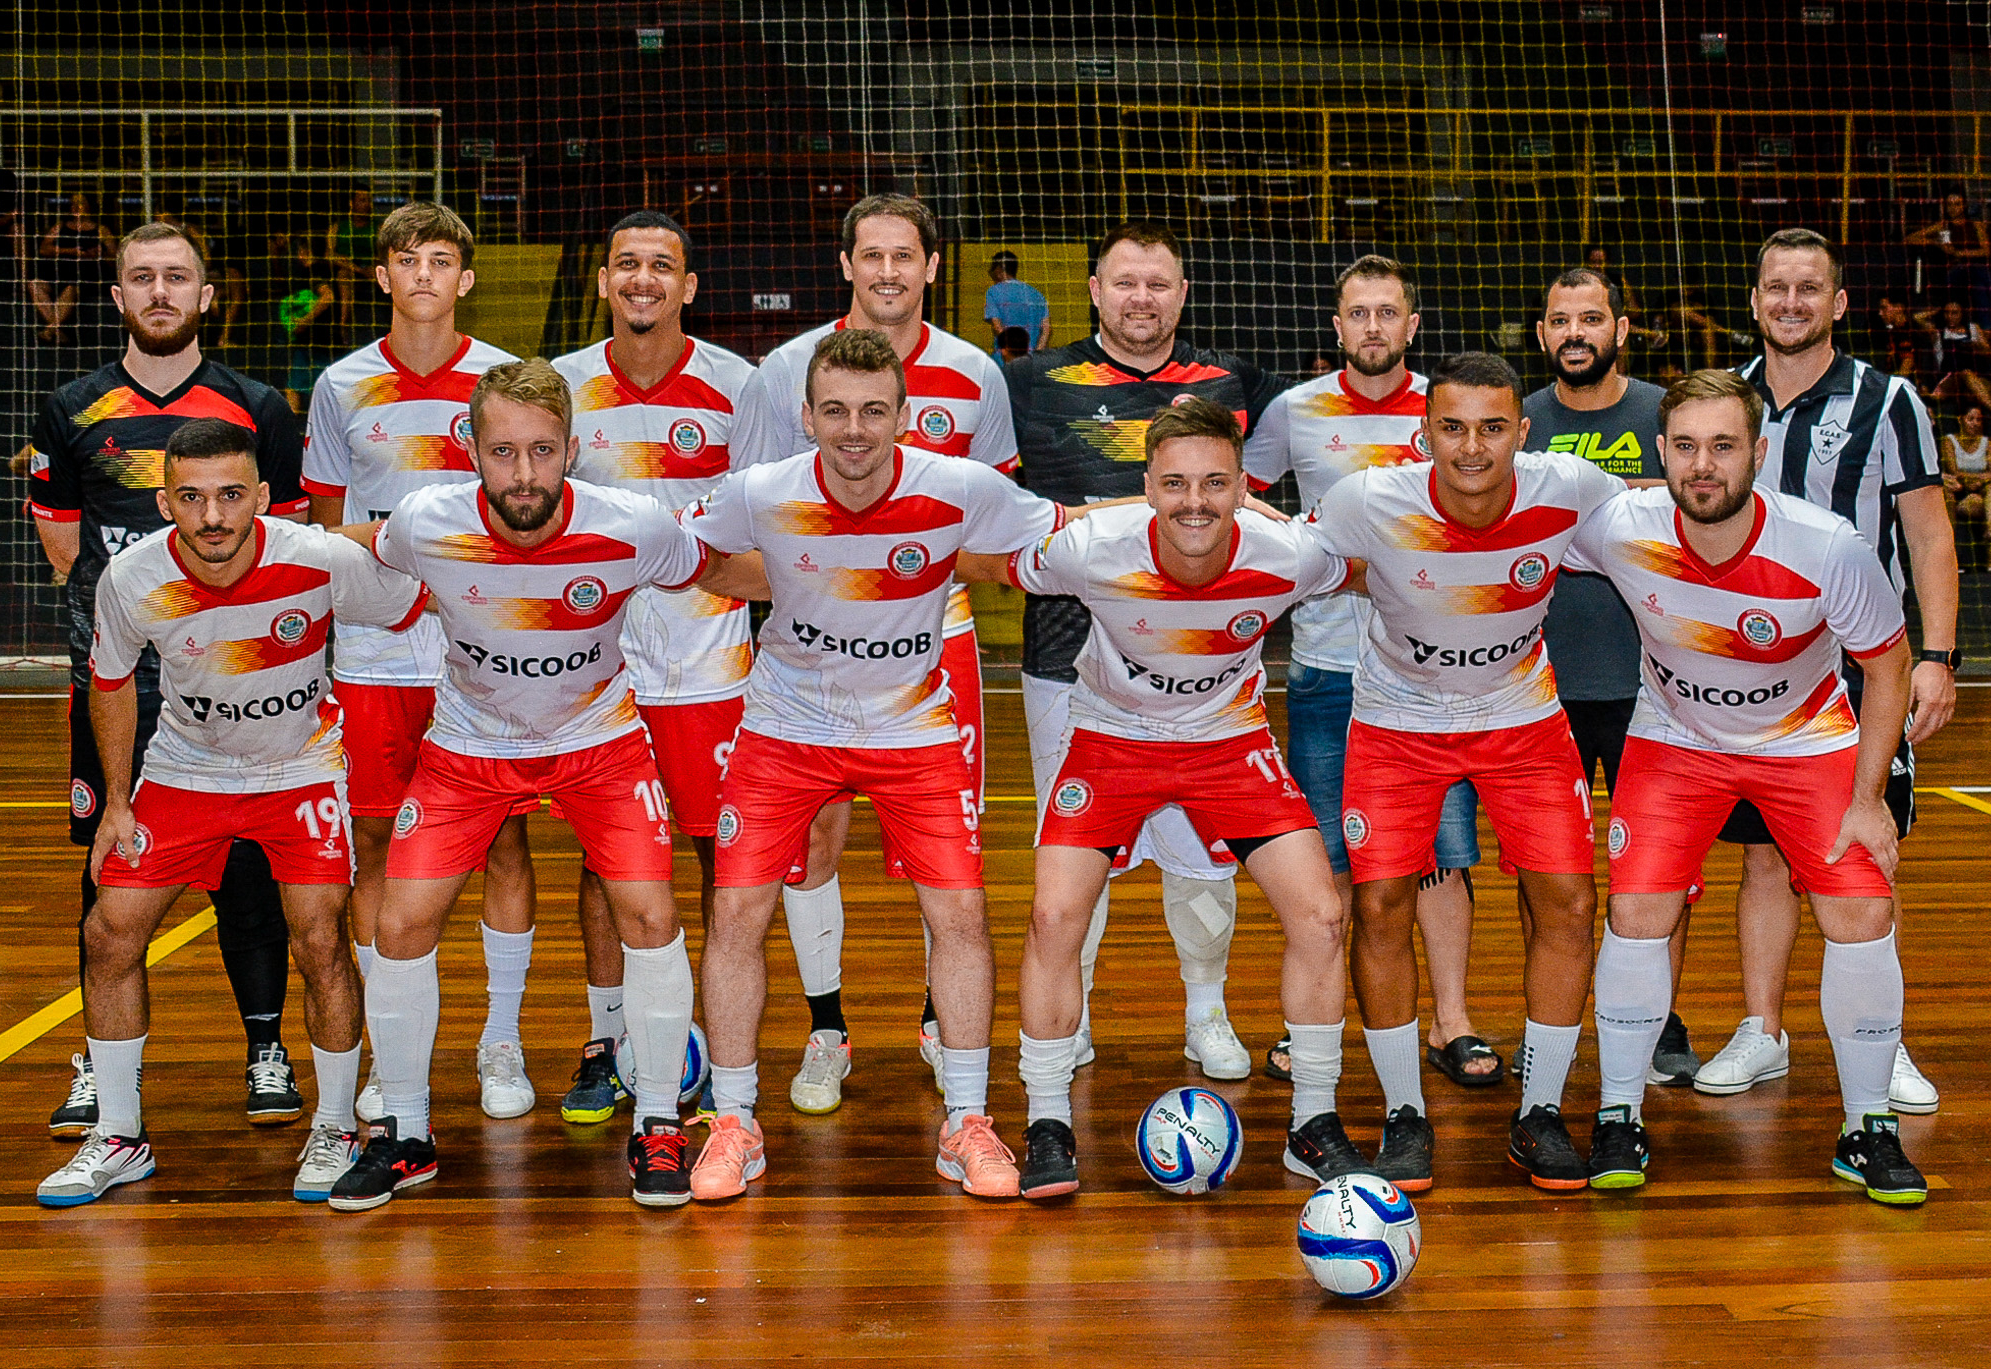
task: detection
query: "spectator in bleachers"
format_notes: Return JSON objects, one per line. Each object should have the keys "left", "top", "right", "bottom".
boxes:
{"left": 1872, "top": 293, "right": 1926, "bottom": 386}
{"left": 1914, "top": 296, "right": 1991, "bottom": 408}
{"left": 1308, "top": 349, "right": 1334, "bottom": 377}
{"left": 325, "top": 184, "right": 378, "bottom": 334}
{"left": 27, "top": 191, "right": 114, "bottom": 346}
{"left": 984, "top": 249, "right": 1050, "bottom": 352}
{"left": 996, "top": 325, "right": 1031, "bottom": 365}
{"left": 1584, "top": 244, "right": 1650, "bottom": 370}
{"left": 281, "top": 238, "right": 338, "bottom": 412}
{"left": 1941, "top": 399, "right": 1988, "bottom": 570}
{"left": 1907, "top": 189, "right": 1991, "bottom": 325}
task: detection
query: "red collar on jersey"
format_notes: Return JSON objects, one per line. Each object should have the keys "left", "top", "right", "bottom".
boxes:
{"left": 1673, "top": 492, "right": 1768, "bottom": 582}
{"left": 1334, "top": 367, "right": 1419, "bottom": 412}
{"left": 476, "top": 483, "right": 577, "bottom": 554}
{"left": 1426, "top": 464, "right": 1519, "bottom": 540}
{"left": 606, "top": 335, "right": 696, "bottom": 403}
{"left": 1145, "top": 514, "right": 1241, "bottom": 592}
{"left": 380, "top": 333, "right": 474, "bottom": 390}
{"left": 165, "top": 518, "right": 269, "bottom": 603}
{"left": 812, "top": 446, "right": 906, "bottom": 521}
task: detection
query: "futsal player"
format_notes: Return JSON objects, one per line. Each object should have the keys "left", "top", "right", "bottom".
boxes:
{"left": 27, "top": 222, "right": 307, "bottom": 1136}
{"left": 965, "top": 398, "right": 1366, "bottom": 1198}
{"left": 1005, "top": 221, "right": 1288, "bottom": 1082}
{"left": 1242, "top": 255, "right": 1494, "bottom": 1090}
{"left": 551, "top": 210, "right": 754, "bottom": 1123}
{"left": 1576, "top": 369, "right": 1925, "bottom": 1205}
{"left": 683, "top": 329, "right": 1065, "bottom": 1202}
{"left": 302, "top": 202, "right": 542, "bottom": 1122}
{"left": 327, "top": 360, "right": 755, "bottom": 1211}
{"left": 1302, "top": 352, "right": 1623, "bottom": 1192}
{"left": 35, "top": 418, "right": 425, "bottom": 1207}
{"left": 730, "top": 193, "right": 1016, "bottom": 1115}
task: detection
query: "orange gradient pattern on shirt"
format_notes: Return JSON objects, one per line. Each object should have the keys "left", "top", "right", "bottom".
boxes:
{"left": 1438, "top": 575, "right": 1559, "bottom": 616}
{"left": 206, "top": 616, "right": 333, "bottom": 674}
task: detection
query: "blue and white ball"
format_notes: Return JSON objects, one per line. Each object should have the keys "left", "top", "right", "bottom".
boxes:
{"left": 1136, "top": 1087, "right": 1242, "bottom": 1195}
{"left": 679, "top": 1022, "right": 710, "bottom": 1107}
{"left": 1298, "top": 1173, "right": 1421, "bottom": 1298}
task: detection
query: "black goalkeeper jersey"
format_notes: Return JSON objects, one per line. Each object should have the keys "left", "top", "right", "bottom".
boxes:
{"left": 1005, "top": 335, "right": 1286, "bottom": 679}
{"left": 26, "top": 356, "right": 307, "bottom": 677}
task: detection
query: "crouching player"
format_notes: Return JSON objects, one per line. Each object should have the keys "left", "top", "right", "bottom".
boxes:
{"left": 961, "top": 397, "right": 1365, "bottom": 1198}
{"left": 37, "top": 417, "right": 426, "bottom": 1207}
{"left": 1572, "top": 370, "right": 1925, "bottom": 1204}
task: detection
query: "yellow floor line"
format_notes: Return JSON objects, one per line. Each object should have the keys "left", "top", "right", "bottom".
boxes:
{"left": 0, "top": 908, "right": 216, "bottom": 1064}
{"left": 1928, "top": 787, "right": 1991, "bottom": 818}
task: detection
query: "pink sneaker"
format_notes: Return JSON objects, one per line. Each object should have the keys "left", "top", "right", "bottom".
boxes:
{"left": 937, "top": 1114, "right": 1020, "bottom": 1198}
{"left": 690, "top": 1114, "right": 766, "bottom": 1200}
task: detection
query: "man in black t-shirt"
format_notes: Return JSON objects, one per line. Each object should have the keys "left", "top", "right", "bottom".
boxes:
{"left": 26, "top": 222, "right": 307, "bottom": 1138}
{"left": 1006, "top": 221, "right": 1287, "bottom": 1084}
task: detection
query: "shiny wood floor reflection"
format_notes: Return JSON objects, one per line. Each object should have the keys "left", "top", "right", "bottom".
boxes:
{"left": 0, "top": 687, "right": 1986, "bottom": 1367}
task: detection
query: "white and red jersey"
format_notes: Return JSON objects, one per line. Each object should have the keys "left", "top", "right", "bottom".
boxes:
{"left": 731, "top": 318, "right": 1020, "bottom": 639}
{"left": 555, "top": 336, "right": 756, "bottom": 705}
{"left": 1242, "top": 369, "right": 1428, "bottom": 672}
{"left": 372, "top": 479, "right": 708, "bottom": 760}
{"left": 1564, "top": 488, "right": 1905, "bottom": 757}
{"left": 683, "top": 445, "right": 1061, "bottom": 749}
{"left": 303, "top": 335, "right": 517, "bottom": 687}
{"left": 90, "top": 518, "right": 425, "bottom": 793}
{"left": 1304, "top": 452, "right": 1625, "bottom": 733}
{"left": 1009, "top": 504, "right": 1350, "bottom": 744}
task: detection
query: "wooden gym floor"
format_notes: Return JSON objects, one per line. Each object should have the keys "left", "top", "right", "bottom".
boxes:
{"left": 0, "top": 686, "right": 1986, "bottom": 1366}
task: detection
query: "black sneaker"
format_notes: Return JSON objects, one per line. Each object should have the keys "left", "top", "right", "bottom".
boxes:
{"left": 1509, "top": 1103, "right": 1590, "bottom": 1191}
{"left": 629, "top": 1117, "right": 692, "bottom": 1207}
{"left": 246, "top": 1044, "right": 304, "bottom": 1126}
{"left": 561, "top": 1037, "right": 627, "bottom": 1124}
{"left": 1283, "top": 1111, "right": 1369, "bottom": 1183}
{"left": 49, "top": 1052, "right": 98, "bottom": 1139}
{"left": 1263, "top": 1035, "right": 1293, "bottom": 1082}
{"left": 1646, "top": 1013, "right": 1701, "bottom": 1087}
{"left": 1587, "top": 1105, "right": 1650, "bottom": 1190}
{"left": 327, "top": 1118, "right": 438, "bottom": 1212}
{"left": 1832, "top": 1113, "right": 1927, "bottom": 1206}
{"left": 1372, "top": 1105, "right": 1435, "bottom": 1192}
{"left": 1019, "top": 1117, "right": 1080, "bottom": 1199}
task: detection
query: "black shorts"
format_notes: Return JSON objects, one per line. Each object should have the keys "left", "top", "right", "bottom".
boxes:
{"left": 1716, "top": 685, "right": 1914, "bottom": 845}
{"left": 1563, "top": 697, "right": 1637, "bottom": 797}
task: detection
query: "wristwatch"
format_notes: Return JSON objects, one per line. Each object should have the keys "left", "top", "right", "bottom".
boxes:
{"left": 1918, "top": 647, "right": 1963, "bottom": 670}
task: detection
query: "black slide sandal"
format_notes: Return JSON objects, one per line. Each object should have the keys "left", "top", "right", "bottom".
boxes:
{"left": 1427, "top": 1035, "right": 1505, "bottom": 1087}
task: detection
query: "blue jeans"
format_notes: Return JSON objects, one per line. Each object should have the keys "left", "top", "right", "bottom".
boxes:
{"left": 1284, "top": 663, "right": 1481, "bottom": 875}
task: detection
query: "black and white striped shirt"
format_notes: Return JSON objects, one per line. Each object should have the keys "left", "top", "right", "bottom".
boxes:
{"left": 1737, "top": 350, "right": 1940, "bottom": 601}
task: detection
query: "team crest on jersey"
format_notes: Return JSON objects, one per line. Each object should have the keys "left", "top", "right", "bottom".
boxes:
{"left": 1227, "top": 610, "right": 1268, "bottom": 642}
{"left": 563, "top": 576, "right": 608, "bottom": 614}
{"left": 394, "top": 799, "right": 423, "bottom": 838}
{"left": 670, "top": 419, "right": 707, "bottom": 454}
{"left": 70, "top": 780, "right": 95, "bottom": 818}
{"left": 888, "top": 541, "right": 930, "bottom": 579}
{"left": 1052, "top": 778, "right": 1094, "bottom": 817}
{"left": 716, "top": 804, "right": 742, "bottom": 846}
{"left": 1607, "top": 816, "right": 1629, "bottom": 858}
{"left": 1810, "top": 418, "right": 1851, "bottom": 465}
{"left": 451, "top": 410, "right": 475, "bottom": 451}
{"left": 1342, "top": 808, "right": 1371, "bottom": 849}
{"left": 1413, "top": 429, "right": 1433, "bottom": 458}
{"left": 916, "top": 405, "right": 955, "bottom": 442}
{"left": 270, "top": 609, "right": 311, "bottom": 646}
{"left": 1737, "top": 608, "right": 1782, "bottom": 649}
{"left": 29, "top": 448, "right": 48, "bottom": 476}
{"left": 1509, "top": 552, "right": 1550, "bottom": 592}
{"left": 123, "top": 824, "right": 154, "bottom": 859}
{"left": 1169, "top": 393, "right": 1196, "bottom": 407}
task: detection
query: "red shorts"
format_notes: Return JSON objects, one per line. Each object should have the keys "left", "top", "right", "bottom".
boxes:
{"left": 389, "top": 730, "right": 673, "bottom": 882}
{"left": 1341, "top": 713, "right": 1595, "bottom": 882}
{"left": 1609, "top": 737, "right": 1891, "bottom": 898}
{"left": 638, "top": 697, "right": 744, "bottom": 838}
{"left": 1038, "top": 728, "right": 1318, "bottom": 859}
{"left": 99, "top": 778, "right": 351, "bottom": 890}
{"left": 718, "top": 730, "right": 982, "bottom": 890}
{"left": 336, "top": 682, "right": 434, "bottom": 817}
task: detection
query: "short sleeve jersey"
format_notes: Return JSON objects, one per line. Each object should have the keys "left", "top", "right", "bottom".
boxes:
{"left": 90, "top": 518, "right": 424, "bottom": 793}
{"left": 683, "top": 446, "right": 1063, "bottom": 749}
{"left": 1005, "top": 335, "right": 1287, "bottom": 680}
{"left": 1564, "top": 488, "right": 1906, "bottom": 757}
{"left": 1241, "top": 368, "right": 1428, "bottom": 672}
{"left": 27, "top": 358, "right": 308, "bottom": 675}
{"left": 303, "top": 335, "right": 518, "bottom": 686}
{"left": 1304, "top": 452, "right": 1627, "bottom": 733}
{"left": 555, "top": 336, "right": 756, "bottom": 705}
{"left": 1010, "top": 504, "right": 1350, "bottom": 743}
{"left": 984, "top": 279, "right": 1050, "bottom": 341}
{"left": 372, "top": 479, "right": 709, "bottom": 760}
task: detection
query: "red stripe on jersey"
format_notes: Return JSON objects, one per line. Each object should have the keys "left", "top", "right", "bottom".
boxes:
{"left": 1629, "top": 537, "right": 1825, "bottom": 600}
{"left": 269, "top": 496, "right": 310, "bottom": 517}
{"left": 900, "top": 429, "right": 972, "bottom": 459}
{"left": 776, "top": 486, "right": 964, "bottom": 540}
{"left": 1769, "top": 672, "right": 1857, "bottom": 741}
{"left": 29, "top": 501, "right": 80, "bottom": 522}
{"left": 1148, "top": 361, "right": 1235, "bottom": 384}
{"left": 73, "top": 386, "right": 258, "bottom": 430}
{"left": 482, "top": 584, "right": 637, "bottom": 631}
{"left": 902, "top": 363, "right": 983, "bottom": 403}
{"left": 160, "top": 529, "right": 333, "bottom": 611}
{"left": 299, "top": 477, "right": 346, "bottom": 498}
{"left": 209, "top": 614, "right": 333, "bottom": 674}
{"left": 1849, "top": 625, "right": 1907, "bottom": 660}
{"left": 379, "top": 335, "right": 479, "bottom": 401}
{"left": 1445, "top": 572, "right": 1559, "bottom": 615}
{"left": 827, "top": 552, "right": 960, "bottom": 602}
{"left": 1386, "top": 501, "right": 1579, "bottom": 553}
{"left": 1111, "top": 521, "right": 1303, "bottom": 601}
{"left": 436, "top": 530, "right": 638, "bottom": 566}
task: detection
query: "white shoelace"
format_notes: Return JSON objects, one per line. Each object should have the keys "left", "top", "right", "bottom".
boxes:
{"left": 795, "top": 1036, "right": 847, "bottom": 1087}
{"left": 62, "top": 1054, "right": 96, "bottom": 1107}
{"left": 247, "top": 1050, "right": 293, "bottom": 1095}
{"left": 483, "top": 1044, "right": 526, "bottom": 1087}
{"left": 297, "top": 1125, "right": 354, "bottom": 1169}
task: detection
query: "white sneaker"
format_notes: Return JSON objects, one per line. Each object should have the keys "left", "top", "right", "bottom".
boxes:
{"left": 37, "top": 1129, "right": 154, "bottom": 1208}
{"left": 918, "top": 1020, "right": 944, "bottom": 1091}
{"left": 355, "top": 1061, "right": 385, "bottom": 1124}
{"left": 1074, "top": 1022, "right": 1096, "bottom": 1068}
{"left": 789, "top": 1029, "right": 852, "bottom": 1114}
{"left": 293, "top": 1124, "right": 362, "bottom": 1202}
{"left": 1693, "top": 1016, "right": 1791, "bottom": 1096}
{"left": 477, "top": 1040, "right": 537, "bottom": 1119}
{"left": 1183, "top": 1006, "right": 1251, "bottom": 1081}
{"left": 1889, "top": 1043, "right": 1940, "bottom": 1115}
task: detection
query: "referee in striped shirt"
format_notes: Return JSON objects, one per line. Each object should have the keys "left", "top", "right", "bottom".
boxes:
{"left": 1691, "top": 229, "right": 1959, "bottom": 1114}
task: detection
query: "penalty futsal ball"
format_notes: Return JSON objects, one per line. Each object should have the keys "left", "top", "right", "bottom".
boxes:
{"left": 1136, "top": 1087, "right": 1242, "bottom": 1194}
{"left": 1298, "top": 1173, "right": 1421, "bottom": 1298}
{"left": 611, "top": 1022, "right": 710, "bottom": 1107}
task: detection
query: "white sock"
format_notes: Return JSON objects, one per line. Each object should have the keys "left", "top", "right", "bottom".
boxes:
{"left": 310, "top": 1044, "right": 362, "bottom": 1133}
{"left": 1593, "top": 927, "right": 1672, "bottom": 1118}
{"left": 1363, "top": 1019, "right": 1426, "bottom": 1116}
{"left": 366, "top": 948, "right": 439, "bottom": 1138}
{"left": 586, "top": 982, "right": 625, "bottom": 1045}
{"left": 623, "top": 934, "right": 694, "bottom": 1129}
{"left": 782, "top": 876, "right": 845, "bottom": 997}
{"left": 478, "top": 923, "right": 533, "bottom": 1048}
{"left": 1286, "top": 1020, "right": 1344, "bottom": 1123}
{"left": 353, "top": 940, "right": 376, "bottom": 981}
{"left": 1161, "top": 870, "right": 1237, "bottom": 986}
{"left": 710, "top": 1062, "right": 758, "bottom": 1121}
{"left": 1821, "top": 931, "right": 1903, "bottom": 1131}
{"left": 1518, "top": 1020, "right": 1581, "bottom": 1114}
{"left": 942, "top": 1045, "right": 991, "bottom": 1129}
{"left": 1018, "top": 1031, "right": 1077, "bottom": 1124}
{"left": 1183, "top": 979, "right": 1226, "bottom": 1023}
{"left": 88, "top": 1033, "right": 145, "bottom": 1138}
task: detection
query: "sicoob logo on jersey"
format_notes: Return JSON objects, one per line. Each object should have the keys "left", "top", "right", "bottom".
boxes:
{"left": 563, "top": 577, "right": 608, "bottom": 614}
{"left": 1051, "top": 779, "right": 1094, "bottom": 817}
{"left": 888, "top": 541, "right": 930, "bottom": 579}
{"left": 70, "top": 780, "right": 96, "bottom": 818}
{"left": 1509, "top": 552, "right": 1550, "bottom": 592}
{"left": 1226, "top": 610, "right": 1268, "bottom": 642}
{"left": 670, "top": 419, "right": 707, "bottom": 454}
{"left": 916, "top": 406, "right": 955, "bottom": 442}
{"left": 715, "top": 805, "right": 742, "bottom": 846}
{"left": 394, "top": 799, "right": 423, "bottom": 838}
{"left": 1342, "top": 808, "right": 1371, "bottom": 849}
{"left": 1737, "top": 608, "right": 1783, "bottom": 649}
{"left": 270, "top": 609, "right": 311, "bottom": 646}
